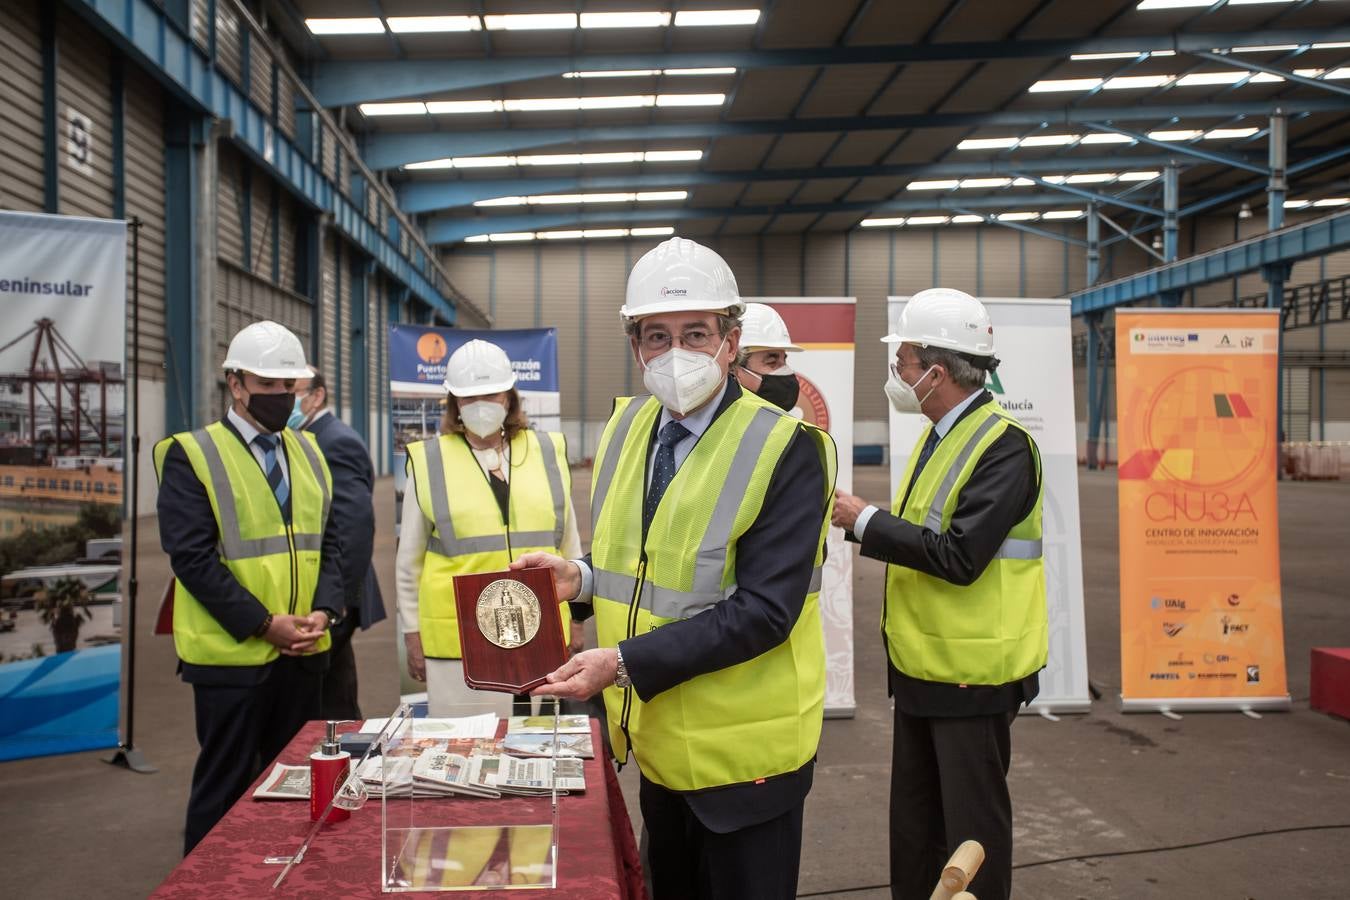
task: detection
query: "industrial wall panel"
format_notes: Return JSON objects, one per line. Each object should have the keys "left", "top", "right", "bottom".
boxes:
{"left": 215, "top": 263, "right": 313, "bottom": 374}
{"left": 278, "top": 190, "right": 297, "bottom": 293}
{"left": 250, "top": 168, "right": 274, "bottom": 280}
{"left": 56, "top": 10, "right": 115, "bottom": 221}
{"left": 806, "top": 234, "right": 846, "bottom": 297}
{"left": 189, "top": 0, "right": 210, "bottom": 50}
{"left": 892, "top": 232, "right": 933, "bottom": 298}
{"left": 0, "top": 0, "right": 45, "bottom": 212}
{"left": 1023, "top": 233, "right": 1067, "bottom": 300}
{"left": 215, "top": 3, "right": 243, "bottom": 87}
{"left": 710, "top": 237, "right": 759, "bottom": 295}
{"left": 322, "top": 124, "right": 337, "bottom": 183}
{"left": 124, "top": 64, "right": 168, "bottom": 377}
{"left": 217, "top": 144, "right": 246, "bottom": 268}
{"left": 540, "top": 251, "right": 582, "bottom": 421}
{"left": 583, "top": 242, "right": 631, "bottom": 440}
{"left": 369, "top": 272, "right": 382, "bottom": 440}
{"left": 338, "top": 241, "right": 353, "bottom": 414}
{"left": 936, "top": 230, "right": 978, "bottom": 295}
{"left": 276, "top": 70, "right": 297, "bottom": 141}
{"left": 320, "top": 231, "right": 338, "bottom": 390}
{"left": 981, "top": 230, "right": 1022, "bottom": 297}
{"left": 248, "top": 31, "right": 272, "bottom": 114}
{"left": 450, "top": 254, "right": 493, "bottom": 322}
{"left": 849, "top": 230, "right": 890, "bottom": 422}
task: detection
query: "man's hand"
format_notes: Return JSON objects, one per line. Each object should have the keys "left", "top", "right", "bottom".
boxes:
{"left": 510, "top": 552, "right": 582, "bottom": 602}
{"left": 530, "top": 648, "right": 617, "bottom": 700}
{"left": 404, "top": 631, "right": 426, "bottom": 682}
{"left": 567, "top": 621, "right": 585, "bottom": 657}
{"left": 302, "top": 610, "right": 331, "bottom": 634}
{"left": 261, "top": 614, "right": 324, "bottom": 655}
{"left": 832, "top": 489, "right": 870, "bottom": 531}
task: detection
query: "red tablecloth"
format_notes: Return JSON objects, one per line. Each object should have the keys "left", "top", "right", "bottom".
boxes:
{"left": 152, "top": 719, "right": 644, "bottom": 898}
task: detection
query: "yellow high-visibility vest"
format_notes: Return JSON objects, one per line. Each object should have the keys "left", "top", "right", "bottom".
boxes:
{"left": 590, "top": 391, "right": 837, "bottom": 792}
{"left": 406, "top": 429, "right": 572, "bottom": 659}
{"left": 884, "top": 401, "right": 1048, "bottom": 686}
{"left": 153, "top": 423, "right": 333, "bottom": 666}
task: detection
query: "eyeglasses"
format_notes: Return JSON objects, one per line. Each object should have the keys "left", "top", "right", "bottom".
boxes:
{"left": 889, "top": 360, "right": 924, "bottom": 379}
{"left": 638, "top": 328, "right": 719, "bottom": 353}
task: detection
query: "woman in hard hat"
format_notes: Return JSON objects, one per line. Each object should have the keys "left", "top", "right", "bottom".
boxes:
{"left": 735, "top": 302, "right": 805, "bottom": 413}
{"left": 396, "top": 339, "right": 583, "bottom": 716}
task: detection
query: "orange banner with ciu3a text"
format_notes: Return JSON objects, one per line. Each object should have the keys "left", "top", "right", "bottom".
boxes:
{"left": 1115, "top": 309, "right": 1289, "bottom": 713}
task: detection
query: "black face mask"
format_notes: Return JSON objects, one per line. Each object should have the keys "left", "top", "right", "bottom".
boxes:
{"left": 752, "top": 371, "right": 800, "bottom": 412}
{"left": 246, "top": 391, "right": 296, "bottom": 433}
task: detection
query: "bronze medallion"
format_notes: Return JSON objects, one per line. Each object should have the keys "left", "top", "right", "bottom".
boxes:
{"left": 475, "top": 578, "right": 542, "bottom": 649}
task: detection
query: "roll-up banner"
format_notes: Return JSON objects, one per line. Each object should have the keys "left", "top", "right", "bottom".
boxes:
{"left": 887, "top": 297, "right": 1091, "bottom": 715}
{"left": 0, "top": 211, "right": 127, "bottom": 760}
{"left": 743, "top": 297, "right": 857, "bottom": 718}
{"left": 1115, "top": 309, "right": 1289, "bottom": 713}
{"left": 389, "top": 325, "right": 561, "bottom": 532}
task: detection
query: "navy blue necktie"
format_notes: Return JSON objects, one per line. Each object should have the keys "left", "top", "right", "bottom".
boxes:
{"left": 913, "top": 428, "right": 941, "bottom": 480}
{"left": 644, "top": 420, "right": 690, "bottom": 529}
{"left": 253, "top": 433, "right": 291, "bottom": 523}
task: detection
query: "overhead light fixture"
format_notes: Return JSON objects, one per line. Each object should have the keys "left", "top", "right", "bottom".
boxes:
{"left": 1204, "top": 127, "right": 1260, "bottom": 139}
{"left": 643, "top": 150, "right": 705, "bottom": 162}
{"left": 540, "top": 231, "right": 585, "bottom": 240}
{"left": 489, "top": 233, "right": 537, "bottom": 243}
{"left": 466, "top": 227, "right": 674, "bottom": 244}
{"left": 1313, "top": 197, "right": 1350, "bottom": 207}
{"left": 426, "top": 100, "right": 503, "bottom": 114}
{"left": 905, "top": 215, "right": 951, "bottom": 226}
{"left": 1226, "top": 0, "right": 1300, "bottom": 5}
{"left": 674, "top": 9, "right": 762, "bottom": 27}
{"left": 1151, "top": 234, "right": 1163, "bottom": 250}
{"left": 664, "top": 67, "right": 738, "bottom": 76}
{"left": 1066, "top": 173, "right": 1115, "bottom": 184}
{"left": 959, "top": 178, "right": 1012, "bottom": 189}
{"left": 360, "top": 101, "right": 429, "bottom": 116}
{"left": 1282, "top": 199, "right": 1311, "bottom": 209}
{"left": 951, "top": 214, "right": 986, "bottom": 224}
{"left": 631, "top": 227, "right": 676, "bottom": 236}
{"left": 861, "top": 218, "right": 906, "bottom": 227}
{"left": 305, "top": 18, "right": 385, "bottom": 35}
{"left": 1070, "top": 50, "right": 1176, "bottom": 60}
{"left": 1294, "top": 67, "right": 1350, "bottom": 81}
{"left": 386, "top": 16, "right": 481, "bottom": 33}
{"left": 654, "top": 93, "right": 727, "bottom": 107}
{"left": 583, "top": 229, "right": 631, "bottom": 238}
{"left": 1043, "top": 210, "right": 1086, "bottom": 220}
{"left": 1238, "top": 203, "right": 1254, "bottom": 219}
{"left": 1136, "top": 0, "right": 1214, "bottom": 9}
{"left": 1018, "top": 134, "right": 1081, "bottom": 147}
{"left": 473, "top": 190, "right": 688, "bottom": 207}
{"left": 579, "top": 12, "right": 672, "bottom": 29}
{"left": 1102, "top": 75, "right": 1174, "bottom": 89}
{"left": 1029, "top": 78, "right": 1103, "bottom": 93}
{"left": 907, "top": 180, "right": 960, "bottom": 191}
{"left": 957, "top": 137, "right": 1021, "bottom": 150}
{"left": 1311, "top": 42, "right": 1350, "bottom": 50}
{"left": 404, "top": 150, "right": 704, "bottom": 170}
{"left": 997, "top": 212, "right": 1039, "bottom": 221}
{"left": 1175, "top": 71, "right": 1283, "bottom": 86}
{"left": 483, "top": 13, "right": 577, "bottom": 31}
{"left": 1228, "top": 44, "right": 1299, "bottom": 54}
{"left": 1148, "top": 129, "right": 1203, "bottom": 141}
{"left": 1080, "top": 133, "right": 1136, "bottom": 145}
{"left": 1118, "top": 171, "right": 1161, "bottom": 181}
{"left": 564, "top": 70, "right": 661, "bottom": 79}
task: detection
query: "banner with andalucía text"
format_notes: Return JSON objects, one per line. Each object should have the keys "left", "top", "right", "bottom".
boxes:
{"left": 1116, "top": 309, "right": 1289, "bottom": 712}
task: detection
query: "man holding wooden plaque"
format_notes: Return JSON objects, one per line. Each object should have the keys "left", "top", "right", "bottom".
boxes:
{"left": 514, "top": 237, "right": 837, "bottom": 900}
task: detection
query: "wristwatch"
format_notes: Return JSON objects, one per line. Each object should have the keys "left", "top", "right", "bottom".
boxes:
{"left": 614, "top": 647, "right": 632, "bottom": 689}
{"left": 318, "top": 607, "right": 343, "bottom": 630}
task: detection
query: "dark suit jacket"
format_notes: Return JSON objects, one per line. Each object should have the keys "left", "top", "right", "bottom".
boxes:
{"left": 157, "top": 417, "right": 342, "bottom": 686}
{"left": 304, "top": 411, "right": 386, "bottom": 629}
{"left": 572, "top": 378, "right": 831, "bottom": 831}
{"left": 854, "top": 391, "right": 1042, "bottom": 716}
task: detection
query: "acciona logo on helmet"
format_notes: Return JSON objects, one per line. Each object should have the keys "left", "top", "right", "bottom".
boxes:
{"left": 659, "top": 287, "right": 687, "bottom": 297}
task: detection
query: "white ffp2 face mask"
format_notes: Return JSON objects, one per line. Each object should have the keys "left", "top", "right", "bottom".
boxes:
{"left": 460, "top": 399, "right": 508, "bottom": 438}
{"left": 641, "top": 339, "right": 727, "bottom": 416}
{"left": 884, "top": 365, "right": 937, "bottom": 414}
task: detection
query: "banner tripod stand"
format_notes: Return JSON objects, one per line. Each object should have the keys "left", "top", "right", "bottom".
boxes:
{"left": 104, "top": 217, "right": 156, "bottom": 774}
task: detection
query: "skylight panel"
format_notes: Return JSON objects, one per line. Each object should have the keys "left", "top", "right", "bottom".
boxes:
{"left": 957, "top": 137, "right": 1021, "bottom": 150}
{"left": 631, "top": 227, "right": 676, "bottom": 236}
{"left": 951, "top": 215, "right": 986, "bottom": 224}
{"left": 426, "top": 100, "right": 503, "bottom": 114}
{"left": 905, "top": 216, "right": 950, "bottom": 225}
{"left": 997, "top": 212, "right": 1039, "bottom": 221}
{"left": 1029, "top": 78, "right": 1103, "bottom": 93}
{"left": 579, "top": 12, "right": 672, "bottom": 29}
{"left": 306, "top": 18, "right": 385, "bottom": 35}
{"left": 1080, "top": 133, "right": 1135, "bottom": 145}
{"left": 674, "top": 10, "right": 762, "bottom": 27}
{"left": 1102, "top": 75, "right": 1174, "bottom": 89}
{"left": 386, "top": 16, "right": 481, "bottom": 33}
{"left": 360, "top": 102, "right": 428, "bottom": 116}
{"left": 861, "top": 218, "right": 906, "bottom": 227}
{"left": 1043, "top": 210, "right": 1086, "bottom": 219}
{"left": 483, "top": 14, "right": 578, "bottom": 31}
{"left": 1118, "top": 171, "right": 1161, "bottom": 181}
{"left": 1066, "top": 173, "right": 1116, "bottom": 184}
{"left": 1204, "top": 127, "right": 1260, "bottom": 139}
{"left": 1148, "top": 129, "right": 1203, "bottom": 141}
{"left": 1018, "top": 134, "right": 1081, "bottom": 147}
{"left": 654, "top": 93, "right": 727, "bottom": 107}
{"left": 959, "top": 178, "right": 1013, "bottom": 189}
{"left": 907, "top": 180, "right": 960, "bottom": 191}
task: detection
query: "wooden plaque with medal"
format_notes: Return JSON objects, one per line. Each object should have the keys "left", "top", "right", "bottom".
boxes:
{"left": 452, "top": 566, "right": 567, "bottom": 693}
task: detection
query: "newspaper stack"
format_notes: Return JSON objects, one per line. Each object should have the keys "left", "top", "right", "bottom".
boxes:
{"left": 503, "top": 714, "right": 596, "bottom": 759}
{"left": 412, "top": 751, "right": 586, "bottom": 798}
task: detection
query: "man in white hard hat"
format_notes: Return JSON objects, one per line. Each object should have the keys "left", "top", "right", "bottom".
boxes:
{"left": 832, "top": 289, "right": 1047, "bottom": 900}
{"left": 155, "top": 320, "right": 344, "bottom": 854}
{"left": 513, "top": 237, "right": 837, "bottom": 900}
{"left": 735, "top": 302, "right": 804, "bottom": 413}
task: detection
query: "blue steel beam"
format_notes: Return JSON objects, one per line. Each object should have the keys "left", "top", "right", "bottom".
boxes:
{"left": 1071, "top": 209, "right": 1350, "bottom": 314}
{"left": 311, "top": 26, "right": 1350, "bottom": 106}
{"left": 948, "top": 207, "right": 1087, "bottom": 248}
{"left": 427, "top": 193, "right": 1100, "bottom": 244}
{"left": 365, "top": 98, "right": 1350, "bottom": 170}
{"left": 1009, "top": 173, "right": 1162, "bottom": 217}
{"left": 69, "top": 0, "right": 458, "bottom": 323}
{"left": 397, "top": 152, "right": 1227, "bottom": 212}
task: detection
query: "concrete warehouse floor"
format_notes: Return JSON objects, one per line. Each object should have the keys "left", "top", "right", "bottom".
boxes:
{"left": 2, "top": 467, "right": 1348, "bottom": 899}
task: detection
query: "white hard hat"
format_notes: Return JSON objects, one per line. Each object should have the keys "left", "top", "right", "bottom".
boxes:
{"left": 222, "top": 321, "right": 313, "bottom": 379}
{"left": 740, "top": 303, "right": 802, "bottom": 352}
{"left": 621, "top": 237, "right": 744, "bottom": 319}
{"left": 882, "top": 288, "right": 995, "bottom": 357}
{"left": 444, "top": 339, "right": 516, "bottom": 397}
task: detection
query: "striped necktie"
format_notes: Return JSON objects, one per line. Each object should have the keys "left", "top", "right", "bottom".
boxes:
{"left": 253, "top": 433, "right": 291, "bottom": 523}
{"left": 644, "top": 420, "right": 691, "bottom": 530}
